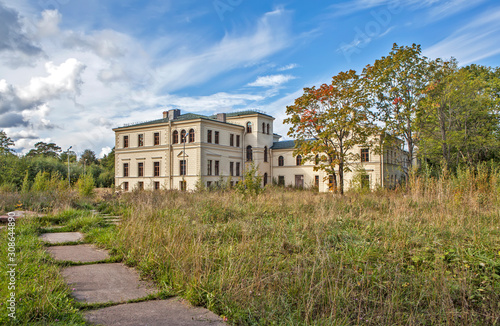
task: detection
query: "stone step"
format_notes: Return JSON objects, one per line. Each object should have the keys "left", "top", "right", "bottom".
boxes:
{"left": 62, "top": 263, "right": 156, "bottom": 303}
{"left": 39, "top": 232, "right": 84, "bottom": 244}
{"left": 46, "top": 244, "right": 110, "bottom": 263}
{"left": 84, "top": 299, "right": 225, "bottom": 326}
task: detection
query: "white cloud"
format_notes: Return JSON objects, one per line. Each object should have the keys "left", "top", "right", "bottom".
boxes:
{"left": 248, "top": 74, "right": 296, "bottom": 87}
{"left": 37, "top": 10, "right": 61, "bottom": 37}
{"left": 424, "top": 7, "right": 500, "bottom": 65}
{"left": 99, "top": 146, "right": 112, "bottom": 158}
{"left": 278, "top": 63, "right": 298, "bottom": 71}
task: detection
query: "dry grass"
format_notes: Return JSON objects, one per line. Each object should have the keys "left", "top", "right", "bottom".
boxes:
{"left": 93, "top": 169, "right": 500, "bottom": 325}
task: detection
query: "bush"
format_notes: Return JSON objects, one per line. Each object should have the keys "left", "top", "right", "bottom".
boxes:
{"left": 235, "top": 162, "right": 262, "bottom": 195}
{"left": 77, "top": 173, "right": 95, "bottom": 197}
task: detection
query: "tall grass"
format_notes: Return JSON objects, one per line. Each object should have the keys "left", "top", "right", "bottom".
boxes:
{"left": 96, "top": 166, "right": 500, "bottom": 325}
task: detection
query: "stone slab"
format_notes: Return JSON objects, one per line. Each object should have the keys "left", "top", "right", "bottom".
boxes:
{"left": 46, "top": 244, "right": 110, "bottom": 263}
{"left": 39, "top": 232, "right": 84, "bottom": 244}
{"left": 84, "top": 299, "right": 225, "bottom": 326}
{"left": 62, "top": 263, "right": 155, "bottom": 303}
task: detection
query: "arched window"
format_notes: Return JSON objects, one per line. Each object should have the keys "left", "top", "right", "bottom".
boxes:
{"left": 246, "top": 145, "right": 253, "bottom": 161}
{"left": 246, "top": 122, "right": 252, "bottom": 133}
{"left": 180, "top": 130, "right": 186, "bottom": 143}
{"left": 263, "top": 173, "right": 268, "bottom": 187}
{"left": 172, "top": 130, "right": 178, "bottom": 144}
{"left": 278, "top": 156, "right": 284, "bottom": 166}
{"left": 264, "top": 146, "right": 268, "bottom": 162}
{"left": 267, "top": 123, "right": 270, "bottom": 135}
{"left": 315, "top": 154, "right": 319, "bottom": 164}
{"left": 296, "top": 155, "right": 302, "bottom": 166}
{"left": 189, "top": 129, "right": 195, "bottom": 143}
{"left": 262, "top": 122, "right": 265, "bottom": 133}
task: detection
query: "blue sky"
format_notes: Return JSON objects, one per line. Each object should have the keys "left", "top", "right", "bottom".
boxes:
{"left": 1, "top": 0, "right": 499, "bottom": 157}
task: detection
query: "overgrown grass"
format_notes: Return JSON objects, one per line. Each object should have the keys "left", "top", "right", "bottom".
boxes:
{"left": 94, "top": 170, "right": 500, "bottom": 325}
{"left": 1, "top": 166, "right": 499, "bottom": 325}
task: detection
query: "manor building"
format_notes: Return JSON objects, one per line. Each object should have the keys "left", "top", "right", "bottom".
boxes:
{"left": 113, "top": 109, "right": 407, "bottom": 192}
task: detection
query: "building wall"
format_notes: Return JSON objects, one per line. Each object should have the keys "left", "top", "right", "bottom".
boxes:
{"left": 114, "top": 111, "right": 406, "bottom": 192}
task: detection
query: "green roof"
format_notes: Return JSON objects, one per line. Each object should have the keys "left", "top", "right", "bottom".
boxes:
{"left": 115, "top": 110, "right": 272, "bottom": 130}
{"left": 272, "top": 140, "right": 296, "bottom": 149}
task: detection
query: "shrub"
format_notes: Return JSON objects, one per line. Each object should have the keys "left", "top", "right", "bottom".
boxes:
{"left": 77, "top": 173, "right": 95, "bottom": 197}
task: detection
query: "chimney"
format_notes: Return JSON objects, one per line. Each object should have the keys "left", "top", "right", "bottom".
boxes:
{"left": 167, "top": 109, "right": 181, "bottom": 120}
{"left": 163, "top": 111, "right": 168, "bottom": 119}
{"left": 216, "top": 113, "right": 226, "bottom": 123}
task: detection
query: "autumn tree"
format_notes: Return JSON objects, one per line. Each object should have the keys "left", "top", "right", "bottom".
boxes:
{"left": 285, "top": 70, "right": 376, "bottom": 194}
{"left": 363, "top": 43, "right": 431, "bottom": 171}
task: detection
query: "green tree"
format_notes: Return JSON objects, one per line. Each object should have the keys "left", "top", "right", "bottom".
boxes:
{"left": 26, "top": 141, "right": 62, "bottom": 158}
{"left": 0, "top": 130, "right": 15, "bottom": 155}
{"left": 60, "top": 151, "right": 77, "bottom": 163}
{"left": 419, "top": 62, "right": 500, "bottom": 167}
{"left": 79, "top": 149, "right": 98, "bottom": 166}
{"left": 285, "top": 70, "right": 376, "bottom": 194}
{"left": 363, "top": 43, "right": 431, "bottom": 171}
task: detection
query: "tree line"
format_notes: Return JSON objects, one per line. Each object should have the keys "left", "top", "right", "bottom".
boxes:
{"left": 0, "top": 135, "right": 115, "bottom": 192}
{"left": 285, "top": 43, "right": 500, "bottom": 194}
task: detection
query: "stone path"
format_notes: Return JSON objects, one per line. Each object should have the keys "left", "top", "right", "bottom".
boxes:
{"left": 40, "top": 231, "right": 225, "bottom": 325}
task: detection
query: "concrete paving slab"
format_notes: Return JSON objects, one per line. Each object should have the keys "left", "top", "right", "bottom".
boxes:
{"left": 62, "top": 263, "right": 156, "bottom": 303}
{"left": 46, "top": 244, "right": 110, "bottom": 263}
{"left": 39, "top": 232, "right": 84, "bottom": 244}
{"left": 84, "top": 299, "right": 225, "bottom": 326}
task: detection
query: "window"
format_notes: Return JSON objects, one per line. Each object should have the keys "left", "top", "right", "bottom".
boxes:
{"left": 154, "top": 181, "right": 160, "bottom": 190}
{"left": 207, "top": 130, "right": 212, "bottom": 143}
{"left": 180, "top": 130, "right": 186, "bottom": 143}
{"left": 246, "top": 146, "right": 253, "bottom": 161}
{"left": 236, "top": 135, "right": 240, "bottom": 147}
{"left": 179, "top": 180, "right": 186, "bottom": 191}
{"left": 180, "top": 160, "right": 186, "bottom": 175}
{"left": 154, "top": 132, "right": 160, "bottom": 146}
{"left": 230, "top": 134, "right": 234, "bottom": 146}
{"left": 123, "top": 163, "right": 129, "bottom": 177}
{"left": 315, "top": 175, "right": 319, "bottom": 188}
{"left": 329, "top": 174, "right": 336, "bottom": 191}
{"left": 246, "top": 122, "right": 252, "bottom": 133}
{"left": 295, "top": 175, "right": 304, "bottom": 188}
{"left": 173, "top": 130, "right": 178, "bottom": 144}
{"left": 264, "top": 147, "right": 268, "bottom": 162}
{"left": 278, "top": 176, "right": 285, "bottom": 186}
{"left": 361, "top": 148, "right": 369, "bottom": 162}
{"left": 123, "top": 135, "right": 129, "bottom": 148}
{"left": 236, "top": 162, "right": 240, "bottom": 176}
{"left": 207, "top": 160, "right": 212, "bottom": 176}
{"left": 123, "top": 182, "right": 129, "bottom": 191}
{"left": 207, "top": 181, "right": 212, "bottom": 188}
{"left": 189, "top": 129, "right": 195, "bottom": 143}
{"left": 296, "top": 155, "right": 302, "bottom": 166}
{"left": 138, "top": 162, "right": 144, "bottom": 177}
{"left": 230, "top": 162, "right": 234, "bottom": 176}
{"left": 215, "top": 160, "right": 219, "bottom": 176}
{"left": 154, "top": 162, "right": 160, "bottom": 177}
{"left": 262, "top": 122, "right": 265, "bottom": 133}
{"left": 315, "top": 154, "right": 320, "bottom": 164}
{"left": 361, "top": 175, "right": 370, "bottom": 189}
{"left": 278, "top": 156, "right": 284, "bottom": 166}
{"left": 138, "top": 134, "right": 144, "bottom": 147}
{"left": 138, "top": 182, "right": 144, "bottom": 190}
{"left": 263, "top": 173, "right": 268, "bottom": 187}
{"left": 215, "top": 131, "right": 219, "bottom": 144}
{"left": 267, "top": 123, "right": 270, "bottom": 135}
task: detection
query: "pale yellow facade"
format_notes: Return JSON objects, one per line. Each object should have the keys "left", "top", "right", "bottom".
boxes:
{"left": 113, "top": 110, "right": 407, "bottom": 192}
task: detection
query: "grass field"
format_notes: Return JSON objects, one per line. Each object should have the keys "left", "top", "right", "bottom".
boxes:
{"left": 1, "top": 169, "right": 499, "bottom": 325}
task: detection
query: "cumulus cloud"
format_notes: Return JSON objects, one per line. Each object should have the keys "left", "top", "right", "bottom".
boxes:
{"left": 0, "top": 58, "right": 85, "bottom": 128}
{"left": 99, "top": 146, "right": 112, "bottom": 158}
{"left": 248, "top": 74, "right": 296, "bottom": 87}
{"left": 37, "top": 10, "right": 61, "bottom": 38}
{"left": 0, "top": 2, "right": 42, "bottom": 56}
